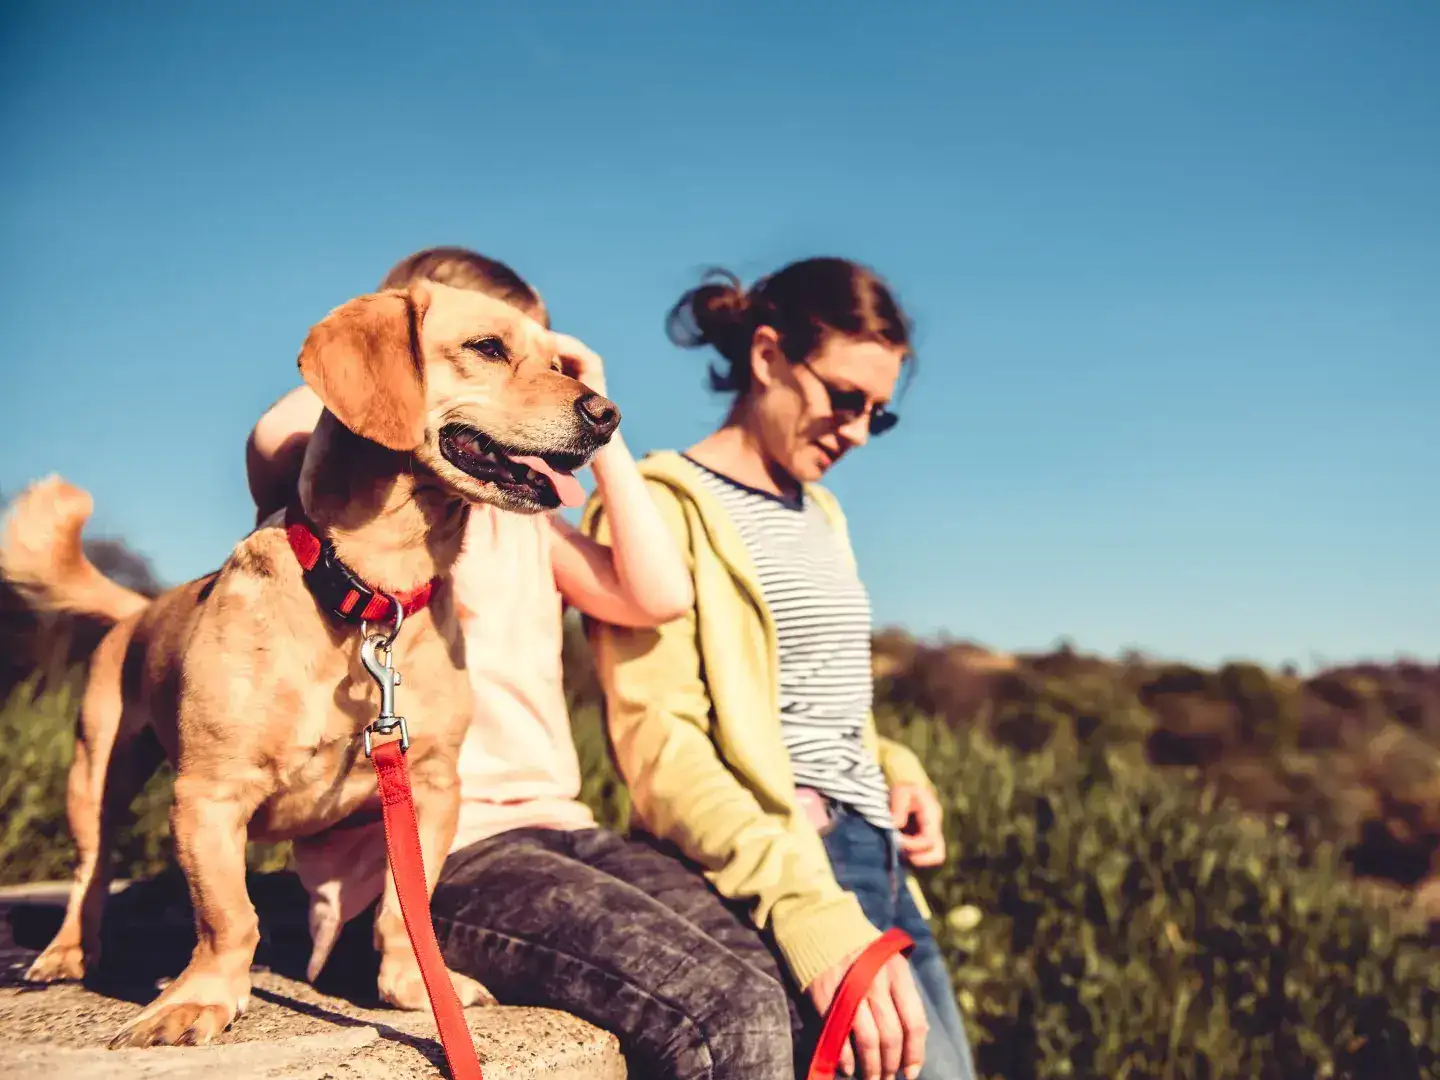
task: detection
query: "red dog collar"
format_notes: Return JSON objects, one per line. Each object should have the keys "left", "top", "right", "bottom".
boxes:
{"left": 284, "top": 506, "right": 437, "bottom": 625}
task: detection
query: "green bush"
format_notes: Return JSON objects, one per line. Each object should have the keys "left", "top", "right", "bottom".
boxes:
{"left": 880, "top": 706, "right": 1440, "bottom": 1079}
{"left": 0, "top": 672, "right": 171, "bottom": 884}
{"left": 0, "top": 672, "right": 287, "bottom": 885}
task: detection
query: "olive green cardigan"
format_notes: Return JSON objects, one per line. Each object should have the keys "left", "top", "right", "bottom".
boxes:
{"left": 580, "top": 451, "right": 935, "bottom": 990}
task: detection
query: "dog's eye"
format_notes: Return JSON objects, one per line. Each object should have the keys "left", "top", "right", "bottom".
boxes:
{"left": 464, "top": 336, "right": 508, "bottom": 361}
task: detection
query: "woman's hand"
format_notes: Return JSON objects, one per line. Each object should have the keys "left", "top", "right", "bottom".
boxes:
{"left": 551, "top": 331, "right": 607, "bottom": 398}
{"left": 807, "top": 949, "right": 928, "bottom": 1080}
{"left": 891, "top": 783, "right": 946, "bottom": 868}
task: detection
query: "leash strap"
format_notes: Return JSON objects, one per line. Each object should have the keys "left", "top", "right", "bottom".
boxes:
{"left": 806, "top": 928, "right": 916, "bottom": 1080}
{"left": 371, "top": 740, "right": 484, "bottom": 1080}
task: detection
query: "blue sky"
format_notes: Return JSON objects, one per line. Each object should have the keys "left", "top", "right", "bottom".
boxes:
{"left": 1, "top": 1, "right": 1435, "bottom": 669}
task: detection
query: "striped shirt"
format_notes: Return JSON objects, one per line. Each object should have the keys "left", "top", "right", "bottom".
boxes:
{"left": 686, "top": 457, "right": 895, "bottom": 833}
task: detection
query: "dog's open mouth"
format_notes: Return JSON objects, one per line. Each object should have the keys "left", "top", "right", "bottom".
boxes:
{"left": 439, "top": 424, "right": 588, "bottom": 509}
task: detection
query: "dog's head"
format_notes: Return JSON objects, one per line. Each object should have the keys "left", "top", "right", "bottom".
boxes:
{"left": 296, "top": 281, "right": 619, "bottom": 513}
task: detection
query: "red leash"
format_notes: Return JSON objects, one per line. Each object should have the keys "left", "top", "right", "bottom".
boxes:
{"left": 806, "top": 929, "right": 917, "bottom": 1080}
{"left": 359, "top": 609, "right": 483, "bottom": 1080}
{"left": 372, "top": 740, "right": 484, "bottom": 1080}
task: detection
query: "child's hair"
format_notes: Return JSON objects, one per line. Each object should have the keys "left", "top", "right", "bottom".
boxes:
{"left": 378, "top": 246, "right": 548, "bottom": 327}
{"left": 666, "top": 256, "right": 910, "bottom": 396}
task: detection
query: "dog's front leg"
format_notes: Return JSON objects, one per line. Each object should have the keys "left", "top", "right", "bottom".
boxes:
{"left": 110, "top": 772, "right": 264, "bottom": 1048}
{"left": 374, "top": 751, "right": 495, "bottom": 1010}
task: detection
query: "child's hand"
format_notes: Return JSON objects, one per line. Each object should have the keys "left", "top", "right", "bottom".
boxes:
{"left": 551, "top": 332, "right": 607, "bottom": 399}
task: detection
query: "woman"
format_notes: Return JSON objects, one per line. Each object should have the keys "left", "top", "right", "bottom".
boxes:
{"left": 248, "top": 246, "right": 801, "bottom": 1080}
{"left": 582, "top": 257, "right": 977, "bottom": 1080}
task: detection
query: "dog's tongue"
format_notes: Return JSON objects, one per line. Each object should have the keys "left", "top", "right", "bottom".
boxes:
{"left": 512, "top": 455, "right": 584, "bottom": 507}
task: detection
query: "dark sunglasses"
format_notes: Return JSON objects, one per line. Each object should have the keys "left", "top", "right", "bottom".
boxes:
{"left": 798, "top": 361, "right": 900, "bottom": 436}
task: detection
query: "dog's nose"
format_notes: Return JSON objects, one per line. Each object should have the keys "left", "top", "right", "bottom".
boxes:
{"left": 575, "top": 393, "right": 621, "bottom": 439}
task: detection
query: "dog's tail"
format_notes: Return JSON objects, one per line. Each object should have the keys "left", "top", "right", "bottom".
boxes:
{"left": 1, "top": 476, "right": 150, "bottom": 624}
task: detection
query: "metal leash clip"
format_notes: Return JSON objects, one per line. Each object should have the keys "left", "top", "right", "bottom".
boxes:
{"left": 361, "top": 601, "right": 409, "bottom": 758}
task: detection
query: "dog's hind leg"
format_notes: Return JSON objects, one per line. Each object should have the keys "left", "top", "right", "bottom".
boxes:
{"left": 25, "top": 620, "right": 160, "bottom": 983}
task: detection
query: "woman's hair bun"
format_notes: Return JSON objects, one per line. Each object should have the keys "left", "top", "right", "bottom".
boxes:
{"left": 666, "top": 257, "right": 912, "bottom": 400}
{"left": 665, "top": 269, "right": 755, "bottom": 393}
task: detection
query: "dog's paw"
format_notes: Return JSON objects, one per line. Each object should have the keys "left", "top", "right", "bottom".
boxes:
{"left": 450, "top": 968, "right": 497, "bottom": 1007}
{"left": 24, "top": 942, "right": 86, "bottom": 983}
{"left": 107, "top": 969, "right": 248, "bottom": 1049}
{"left": 109, "top": 1002, "right": 236, "bottom": 1049}
{"left": 377, "top": 951, "right": 422, "bottom": 1010}
{"left": 378, "top": 957, "right": 496, "bottom": 1010}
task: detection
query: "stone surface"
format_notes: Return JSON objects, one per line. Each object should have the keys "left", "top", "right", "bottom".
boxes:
{"left": 0, "top": 882, "right": 625, "bottom": 1080}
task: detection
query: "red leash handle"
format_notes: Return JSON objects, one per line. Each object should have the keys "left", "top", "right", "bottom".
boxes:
{"left": 372, "top": 740, "right": 484, "bottom": 1080}
{"left": 806, "top": 928, "right": 916, "bottom": 1080}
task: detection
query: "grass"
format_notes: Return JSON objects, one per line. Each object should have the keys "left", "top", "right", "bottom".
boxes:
{"left": 0, "top": 672, "right": 289, "bottom": 886}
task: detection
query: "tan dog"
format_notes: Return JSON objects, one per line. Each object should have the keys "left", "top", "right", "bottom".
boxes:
{"left": 1, "top": 280, "right": 618, "bottom": 1048}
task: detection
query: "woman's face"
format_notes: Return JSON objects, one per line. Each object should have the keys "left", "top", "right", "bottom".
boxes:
{"left": 747, "top": 328, "right": 905, "bottom": 483}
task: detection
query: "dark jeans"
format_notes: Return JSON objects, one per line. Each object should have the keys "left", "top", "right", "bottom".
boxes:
{"left": 822, "top": 805, "right": 978, "bottom": 1080}
{"left": 433, "top": 826, "right": 804, "bottom": 1080}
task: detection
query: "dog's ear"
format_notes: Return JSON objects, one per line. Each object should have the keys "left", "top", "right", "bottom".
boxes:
{"left": 296, "top": 286, "right": 432, "bottom": 451}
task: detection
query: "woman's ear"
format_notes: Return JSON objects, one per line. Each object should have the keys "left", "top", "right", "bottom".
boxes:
{"left": 296, "top": 287, "right": 432, "bottom": 451}
{"left": 749, "top": 324, "right": 788, "bottom": 391}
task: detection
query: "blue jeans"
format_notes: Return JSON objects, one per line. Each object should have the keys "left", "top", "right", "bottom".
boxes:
{"left": 821, "top": 804, "right": 978, "bottom": 1080}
